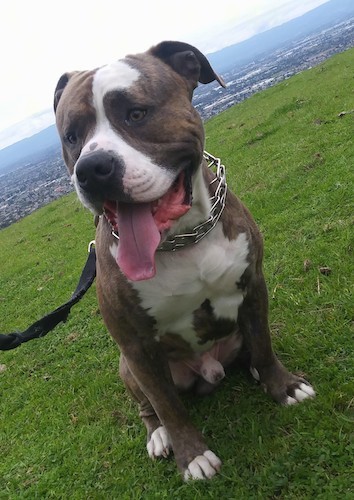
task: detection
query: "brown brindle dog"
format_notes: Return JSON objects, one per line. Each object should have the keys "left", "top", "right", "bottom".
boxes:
{"left": 54, "top": 41, "right": 315, "bottom": 480}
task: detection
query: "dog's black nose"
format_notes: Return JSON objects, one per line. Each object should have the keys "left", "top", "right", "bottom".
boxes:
{"left": 76, "top": 151, "right": 118, "bottom": 187}
{"left": 75, "top": 151, "right": 126, "bottom": 198}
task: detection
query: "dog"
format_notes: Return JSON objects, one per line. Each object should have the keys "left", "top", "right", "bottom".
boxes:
{"left": 54, "top": 41, "right": 315, "bottom": 480}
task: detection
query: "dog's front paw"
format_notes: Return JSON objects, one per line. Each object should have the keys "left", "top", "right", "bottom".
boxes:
{"left": 283, "top": 381, "right": 316, "bottom": 405}
{"left": 183, "top": 450, "right": 222, "bottom": 481}
{"left": 147, "top": 426, "right": 172, "bottom": 459}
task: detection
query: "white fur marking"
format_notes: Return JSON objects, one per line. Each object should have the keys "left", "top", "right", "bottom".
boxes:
{"left": 299, "top": 382, "right": 316, "bottom": 397}
{"left": 285, "top": 383, "right": 316, "bottom": 405}
{"left": 132, "top": 224, "right": 249, "bottom": 351}
{"left": 184, "top": 450, "right": 221, "bottom": 481}
{"left": 250, "top": 367, "right": 260, "bottom": 381}
{"left": 109, "top": 243, "right": 118, "bottom": 262}
{"left": 147, "top": 426, "right": 171, "bottom": 459}
{"left": 285, "top": 396, "right": 298, "bottom": 405}
{"left": 93, "top": 60, "right": 140, "bottom": 103}
{"left": 294, "top": 388, "right": 309, "bottom": 402}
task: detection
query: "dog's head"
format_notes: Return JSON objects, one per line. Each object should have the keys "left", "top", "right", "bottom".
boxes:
{"left": 54, "top": 41, "right": 225, "bottom": 280}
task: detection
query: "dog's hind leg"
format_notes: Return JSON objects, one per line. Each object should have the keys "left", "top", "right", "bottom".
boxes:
{"left": 238, "top": 273, "right": 315, "bottom": 405}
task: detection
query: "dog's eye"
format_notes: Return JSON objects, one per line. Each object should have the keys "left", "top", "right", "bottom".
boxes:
{"left": 126, "top": 108, "right": 147, "bottom": 124}
{"left": 65, "top": 132, "right": 78, "bottom": 145}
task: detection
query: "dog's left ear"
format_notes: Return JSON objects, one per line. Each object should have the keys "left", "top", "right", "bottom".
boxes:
{"left": 53, "top": 72, "right": 78, "bottom": 112}
{"left": 149, "top": 41, "right": 226, "bottom": 90}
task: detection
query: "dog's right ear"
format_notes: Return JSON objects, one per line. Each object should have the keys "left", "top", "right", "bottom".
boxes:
{"left": 148, "top": 41, "right": 226, "bottom": 92}
{"left": 53, "top": 72, "right": 73, "bottom": 112}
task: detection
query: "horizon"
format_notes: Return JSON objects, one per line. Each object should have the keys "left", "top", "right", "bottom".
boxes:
{"left": 0, "top": 0, "right": 330, "bottom": 150}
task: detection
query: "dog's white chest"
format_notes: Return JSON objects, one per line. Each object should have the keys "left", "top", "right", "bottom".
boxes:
{"left": 120, "top": 224, "right": 250, "bottom": 351}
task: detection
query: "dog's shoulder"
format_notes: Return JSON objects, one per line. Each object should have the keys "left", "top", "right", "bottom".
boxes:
{"left": 221, "top": 189, "right": 263, "bottom": 246}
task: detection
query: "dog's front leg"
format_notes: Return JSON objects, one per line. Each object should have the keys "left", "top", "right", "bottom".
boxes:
{"left": 121, "top": 337, "right": 221, "bottom": 480}
{"left": 101, "top": 297, "right": 221, "bottom": 480}
{"left": 239, "top": 273, "right": 315, "bottom": 405}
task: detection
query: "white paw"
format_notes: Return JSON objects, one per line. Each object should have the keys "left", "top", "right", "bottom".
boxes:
{"left": 147, "top": 426, "right": 171, "bottom": 459}
{"left": 285, "top": 383, "right": 316, "bottom": 405}
{"left": 183, "top": 450, "right": 222, "bottom": 481}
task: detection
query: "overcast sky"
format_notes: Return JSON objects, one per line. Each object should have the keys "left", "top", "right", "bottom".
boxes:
{"left": 0, "top": 0, "right": 328, "bottom": 149}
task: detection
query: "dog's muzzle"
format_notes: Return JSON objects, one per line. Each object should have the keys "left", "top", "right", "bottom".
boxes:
{"left": 75, "top": 151, "right": 131, "bottom": 203}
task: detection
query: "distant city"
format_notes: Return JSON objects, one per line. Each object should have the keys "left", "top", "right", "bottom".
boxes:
{"left": 0, "top": 16, "right": 353, "bottom": 230}
{"left": 194, "top": 17, "right": 354, "bottom": 120}
{"left": 0, "top": 146, "right": 71, "bottom": 229}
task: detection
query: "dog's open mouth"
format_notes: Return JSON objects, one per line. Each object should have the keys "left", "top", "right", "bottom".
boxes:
{"left": 103, "top": 171, "right": 192, "bottom": 281}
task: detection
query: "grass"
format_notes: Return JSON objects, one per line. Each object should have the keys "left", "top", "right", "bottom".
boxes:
{"left": 0, "top": 48, "right": 353, "bottom": 498}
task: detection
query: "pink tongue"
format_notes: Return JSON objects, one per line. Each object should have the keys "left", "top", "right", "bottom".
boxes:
{"left": 116, "top": 202, "right": 161, "bottom": 281}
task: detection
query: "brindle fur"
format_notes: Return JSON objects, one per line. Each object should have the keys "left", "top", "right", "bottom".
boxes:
{"left": 54, "top": 41, "right": 314, "bottom": 479}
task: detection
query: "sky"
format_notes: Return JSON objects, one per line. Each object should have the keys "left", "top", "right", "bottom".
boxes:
{"left": 0, "top": 0, "right": 329, "bottom": 150}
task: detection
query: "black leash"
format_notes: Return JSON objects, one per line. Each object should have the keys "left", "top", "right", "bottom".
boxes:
{"left": 0, "top": 242, "right": 96, "bottom": 351}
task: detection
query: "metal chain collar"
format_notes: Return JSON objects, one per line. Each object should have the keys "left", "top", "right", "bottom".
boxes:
{"left": 111, "top": 151, "right": 228, "bottom": 252}
{"left": 157, "top": 151, "right": 227, "bottom": 251}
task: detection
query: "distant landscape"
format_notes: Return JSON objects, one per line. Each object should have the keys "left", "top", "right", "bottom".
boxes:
{"left": 0, "top": 0, "right": 353, "bottom": 229}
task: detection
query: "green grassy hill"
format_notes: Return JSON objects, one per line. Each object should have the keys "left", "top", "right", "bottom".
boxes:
{"left": 0, "top": 49, "right": 353, "bottom": 498}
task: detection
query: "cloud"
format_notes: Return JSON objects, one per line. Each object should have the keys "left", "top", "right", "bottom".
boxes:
{"left": 0, "top": 109, "right": 55, "bottom": 150}
{"left": 197, "top": 0, "right": 329, "bottom": 53}
{"left": 0, "top": 0, "right": 329, "bottom": 149}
